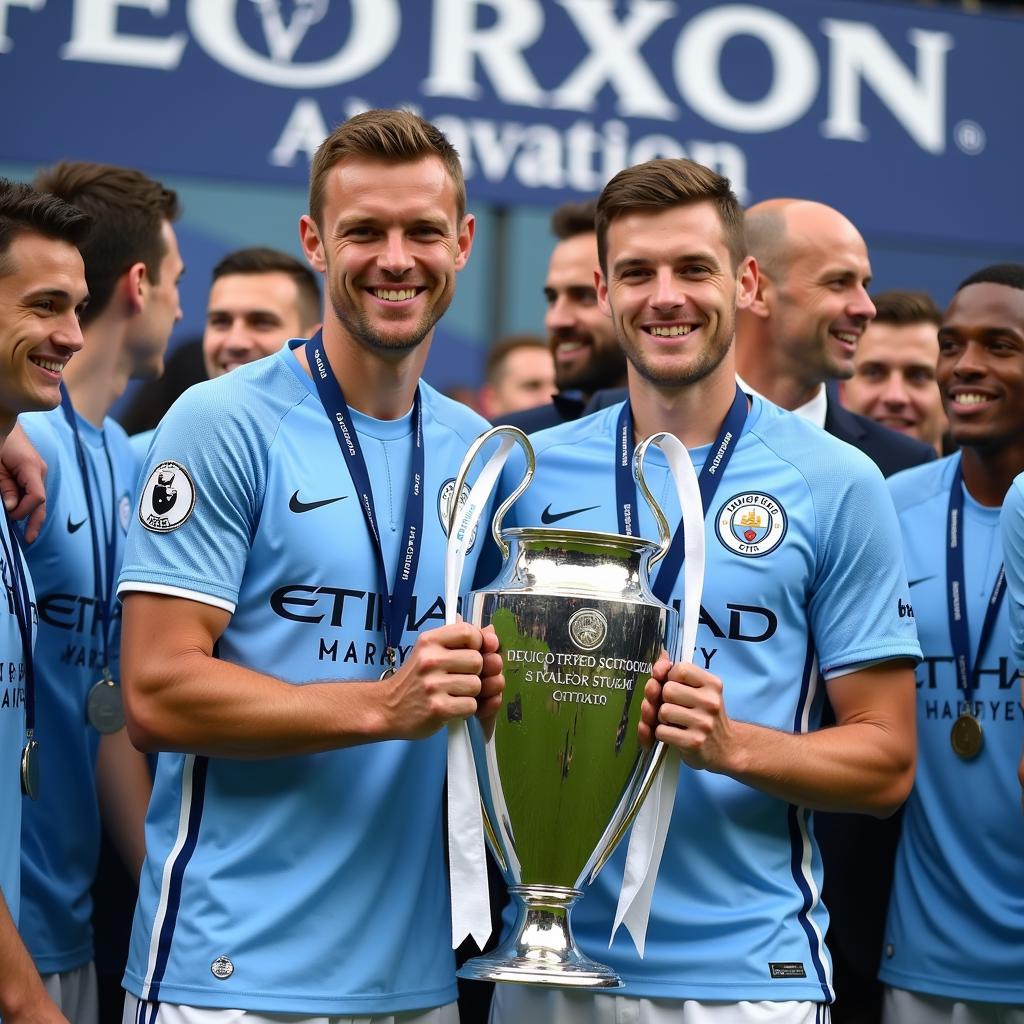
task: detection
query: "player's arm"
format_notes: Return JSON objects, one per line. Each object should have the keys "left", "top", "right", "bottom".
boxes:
{"left": 0, "top": 892, "right": 68, "bottom": 1022}
{"left": 1, "top": 422, "right": 47, "bottom": 543}
{"left": 121, "top": 592, "right": 502, "bottom": 758}
{"left": 95, "top": 728, "right": 152, "bottom": 881}
{"left": 640, "top": 656, "right": 916, "bottom": 817}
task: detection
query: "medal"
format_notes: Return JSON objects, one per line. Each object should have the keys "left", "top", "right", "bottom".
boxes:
{"left": 20, "top": 735, "right": 39, "bottom": 800}
{"left": 87, "top": 675, "right": 125, "bottom": 733}
{"left": 950, "top": 713, "right": 984, "bottom": 760}
{"left": 945, "top": 460, "right": 1006, "bottom": 763}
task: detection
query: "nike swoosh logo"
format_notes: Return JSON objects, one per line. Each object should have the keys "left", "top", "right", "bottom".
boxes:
{"left": 908, "top": 576, "right": 935, "bottom": 588}
{"left": 289, "top": 491, "right": 347, "bottom": 514}
{"left": 67, "top": 515, "right": 87, "bottom": 534}
{"left": 541, "top": 503, "right": 599, "bottom": 525}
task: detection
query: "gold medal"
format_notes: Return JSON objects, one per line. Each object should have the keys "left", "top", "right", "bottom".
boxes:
{"left": 950, "top": 713, "right": 984, "bottom": 760}
{"left": 87, "top": 677, "right": 125, "bottom": 734}
{"left": 20, "top": 736, "right": 39, "bottom": 800}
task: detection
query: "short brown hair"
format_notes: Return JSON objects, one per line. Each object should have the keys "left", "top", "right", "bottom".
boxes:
{"left": 872, "top": 290, "right": 941, "bottom": 328}
{"left": 33, "top": 161, "right": 179, "bottom": 326}
{"left": 484, "top": 334, "right": 548, "bottom": 387}
{"left": 596, "top": 158, "right": 745, "bottom": 272}
{"left": 213, "top": 246, "right": 321, "bottom": 330}
{"left": 309, "top": 109, "right": 465, "bottom": 229}
{"left": 0, "top": 177, "right": 90, "bottom": 276}
{"left": 551, "top": 199, "right": 597, "bottom": 241}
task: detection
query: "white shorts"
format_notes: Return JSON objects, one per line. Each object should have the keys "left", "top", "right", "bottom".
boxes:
{"left": 489, "top": 987, "right": 831, "bottom": 1024}
{"left": 883, "top": 987, "right": 1024, "bottom": 1024}
{"left": 42, "top": 962, "right": 99, "bottom": 1024}
{"left": 122, "top": 995, "right": 459, "bottom": 1024}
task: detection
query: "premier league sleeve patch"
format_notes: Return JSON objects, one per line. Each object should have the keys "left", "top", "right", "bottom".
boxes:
{"left": 139, "top": 461, "right": 196, "bottom": 533}
{"left": 716, "top": 492, "right": 787, "bottom": 557}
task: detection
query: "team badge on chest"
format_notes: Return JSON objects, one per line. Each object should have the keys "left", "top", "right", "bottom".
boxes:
{"left": 139, "top": 461, "right": 196, "bottom": 533}
{"left": 716, "top": 492, "right": 787, "bottom": 557}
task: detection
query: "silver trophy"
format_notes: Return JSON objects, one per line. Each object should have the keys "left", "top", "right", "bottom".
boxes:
{"left": 452, "top": 427, "right": 678, "bottom": 987}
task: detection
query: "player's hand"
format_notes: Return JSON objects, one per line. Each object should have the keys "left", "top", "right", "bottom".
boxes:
{"left": 379, "top": 622, "right": 485, "bottom": 740}
{"left": 638, "top": 654, "right": 672, "bottom": 750}
{"left": 3, "top": 987, "right": 69, "bottom": 1024}
{"left": 642, "top": 660, "right": 735, "bottom": 771}
{"left": 0, "top": 424, "right": 47, "bottom": 542}
{"left": 475, "top": 624, "right": 504, "bottom": 739}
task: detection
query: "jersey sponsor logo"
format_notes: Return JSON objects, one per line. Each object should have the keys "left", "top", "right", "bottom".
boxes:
{"left": 568, "top": 608, "right": 608, "bottom": 651}
{"left": 438, "top": 478, "right": 477, "bottom": 551}
{"left": 716, "top": 491, "right": 787, "bottom": 557}
{"left": 119, "top": 493, "right": 131, "bottom": 533}
{"left": 541, "top": 503, "right": 599, "bottom": 524}
{"left": 898, "top": 598, "right": 914, "bottom": 618}
{"left": 138, "top": 461, "right": 196, "bottom": 533}
{"left": 67, "top": 514, "right": 87, "bottom": 534}
{"left": 288, "top": 490, "right": 347, "bottom": 514}
{"left": 210, "top": 956, "right": 234, "bottom": 979}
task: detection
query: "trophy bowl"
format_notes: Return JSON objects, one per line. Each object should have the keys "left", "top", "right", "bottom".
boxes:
{"left": 456, "top": 453, "right": 676, "bottom": 986}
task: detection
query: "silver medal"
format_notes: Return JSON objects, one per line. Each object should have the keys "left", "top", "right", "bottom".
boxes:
{"left": 87, "top": 678, "right": 125, "bottom": 734}
{"left": 20, "top": 737, "right": 39, "bottom": 800}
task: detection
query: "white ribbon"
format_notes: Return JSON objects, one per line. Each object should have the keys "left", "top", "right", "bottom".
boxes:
{"left": 611, "top": 432, "right": 706, "bottom": 956}
{"left": 444, "top": 431, "right": 524, "bottom": 950}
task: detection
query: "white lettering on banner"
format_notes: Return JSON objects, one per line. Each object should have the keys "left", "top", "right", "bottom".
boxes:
{"left": 61, "top": 0, "right": 186, "bottom": 70}
{"left": 552, "top": 0, "right": 678, "bottom": 119}
{"left": 0, "top": 0, "right": 44, "bottom": 55}
{"left": 821, "top": 20, "right": 953, "bottom": 154}
{"left": 270, "top": 97, "right": 328, "bottom": 166}
{"left": 252, "top": 0, "right": 327, "bottom": 64}
{"left": 424, "top": 0, "right": 545, "bottom": 105}
{"left": 187, "top": 0, "right": 399, "bottom": 88}
{"left": 675, "top": 6, "right": 818, "bottom": 133}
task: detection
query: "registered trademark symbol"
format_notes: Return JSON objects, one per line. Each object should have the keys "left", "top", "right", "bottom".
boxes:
{"left": 954, "top": 120, "right": 986, "bottom": 155}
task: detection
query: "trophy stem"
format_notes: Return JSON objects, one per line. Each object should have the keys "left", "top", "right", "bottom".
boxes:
{"left": 457, "top": 884, "right": 622, "bottom": 987}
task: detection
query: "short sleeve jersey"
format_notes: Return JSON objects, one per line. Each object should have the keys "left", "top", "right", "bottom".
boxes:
{"left": 880, "top": 456, "right": 1024, "bottom": 1003}
{"left": 116, "top": 344, "right": 492, "bottom": 1016}
{"left": 0, "top": 508, "right": 34, "bottom": 925}
{"left": 18, "top": 409, "right": 137, "bottom": 973}
{"left": 1002, "top": 471, "right": 1024, "bottom": 669}
{"left": 491, "top": 397, "right": 921, "bottom": 1002}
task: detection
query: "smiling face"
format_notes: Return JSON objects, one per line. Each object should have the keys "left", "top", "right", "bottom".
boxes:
{"left": 544, "top": 232, "right": 623, "bottom": 395}
{"left": 0, "top": 231, "right": 87, "bottom": 426}
{"left": 596, "top": 201, "right": 755, "bottom": 391}
{"left": 764, "top": 205, "right": 875, "bottom": 386}
{"left": 299, "top": 156, "right": 473, "bottom": 359}
{"left": 843, "top": 319, "right": 946, "bottom": 450}
{"left": 203, "top": 271, "right": 310, "bottom": 378}
{"left": 937, "top": 282, "right": 1024, "bottom": 452}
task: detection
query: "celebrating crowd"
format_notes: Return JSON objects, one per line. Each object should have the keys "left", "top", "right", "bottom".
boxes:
{"left": 0, "top": 107, "right": 1021, "bottom": 1024}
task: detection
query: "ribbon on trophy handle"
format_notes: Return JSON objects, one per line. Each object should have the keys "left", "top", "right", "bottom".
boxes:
{"left": 610, "top": 431, "right": 705, "bottom": 955}
{"left": 444, "top": 425, "right": 535, "bottom": 949}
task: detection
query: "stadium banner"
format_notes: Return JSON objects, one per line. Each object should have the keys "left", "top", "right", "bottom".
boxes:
{"left": 0, "top": 0, "right": 1015, "bottom": 244}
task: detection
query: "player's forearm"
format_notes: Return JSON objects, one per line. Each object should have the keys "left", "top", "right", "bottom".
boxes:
{"left": 0, "top": 894, "right": 65, "bottom": 1022}
{"left": 723, "top": 717, "right": 915, "bottom": 817}
{"left": 123, "top": 649, "right": 388, "bottom": 758}
{"left": 96, "top": 730, "right": 152, "bottom": 881}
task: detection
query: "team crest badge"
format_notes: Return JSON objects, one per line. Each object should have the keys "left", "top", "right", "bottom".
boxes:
{"left": 139, "top": 461, "right": 196, "bottom": 533}
{"left": 438, "top": 477, "right": 477, "bottom": 551}
{"left": 716, "top": 492, "right": 787, "bottom": 557}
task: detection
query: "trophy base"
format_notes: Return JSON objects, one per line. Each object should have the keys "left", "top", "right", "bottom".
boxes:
{"left": 458, "top": 884, "right": 622, "bottom": 988}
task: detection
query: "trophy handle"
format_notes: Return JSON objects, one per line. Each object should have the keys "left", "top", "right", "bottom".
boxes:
{"left": 447, "top": 425, "right": 535, "bottom": 563}
{"left": 631, "top": 434, "right": 673, "bottom": 569}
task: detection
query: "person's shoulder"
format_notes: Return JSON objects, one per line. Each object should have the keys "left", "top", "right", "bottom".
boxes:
{"left": 825, "top": 394, "right": 935, "bottom": 475}
{"left": 18, "top": 408, "right": 64, "bottom": 456}
{"left": 420, "top": 382, "right": 492, "bottom": 444}
{"left": 529, "top": 401, "right": 621, "bottom": 457}
{"left": 888, "top": 455, "right": 957, "bottom": 513}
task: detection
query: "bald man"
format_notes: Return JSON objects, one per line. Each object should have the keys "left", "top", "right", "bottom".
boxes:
{"left": 735, "top": 199, "right": 933, "bottom": 478}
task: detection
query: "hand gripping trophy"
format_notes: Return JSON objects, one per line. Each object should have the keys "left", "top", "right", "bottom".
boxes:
{"left": 443, "top": 425, "right": 705, "bottom": 987}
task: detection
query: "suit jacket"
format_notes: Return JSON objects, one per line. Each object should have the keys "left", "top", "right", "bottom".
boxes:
{"left": 493, "top": 391, "right": 586, "bottom": 433}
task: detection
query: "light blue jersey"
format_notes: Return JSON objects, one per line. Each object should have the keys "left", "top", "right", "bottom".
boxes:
{"left": 129, "top": 427, "right": 154, "bottom": 469}
{"left": 0, "top": 508, "right": 33, "bottom": 927}
{"left": 880, "top": 456, "right": 1024, "bottom": 1004}
{"left": 490, "top": 397, "right": 921, "bottom": 1002}
{"left": 117, "top": 343, "right": 491, "bottom": 1016}
{"left": 1002, "top": 471, "right": 1024, "bottom": 669}
{"left": 17, "top": 409, "right": 136, "bottom": 973}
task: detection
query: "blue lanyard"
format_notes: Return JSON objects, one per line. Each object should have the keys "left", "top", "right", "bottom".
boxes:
{"left": 615, "top": 384, "right": 748, "bottom": 603}
{"left": 304, "top": 333, "right": 424, "bottom": 671}
{"left": 0, "top": 509, "right": 34, "bottom": 733}
{"left": 946, "top": 459, "right": 1006, "bottom": 702}
{"left": 59, "top": 385, "right": 117, "bottom": 677}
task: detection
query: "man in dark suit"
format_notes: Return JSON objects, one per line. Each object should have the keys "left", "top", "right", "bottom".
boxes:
{"left": 498, "top": 199, "right": 625, "bottom": 432}
{"left": 734, "top": 198, "right": 932, "bottom": 1024}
